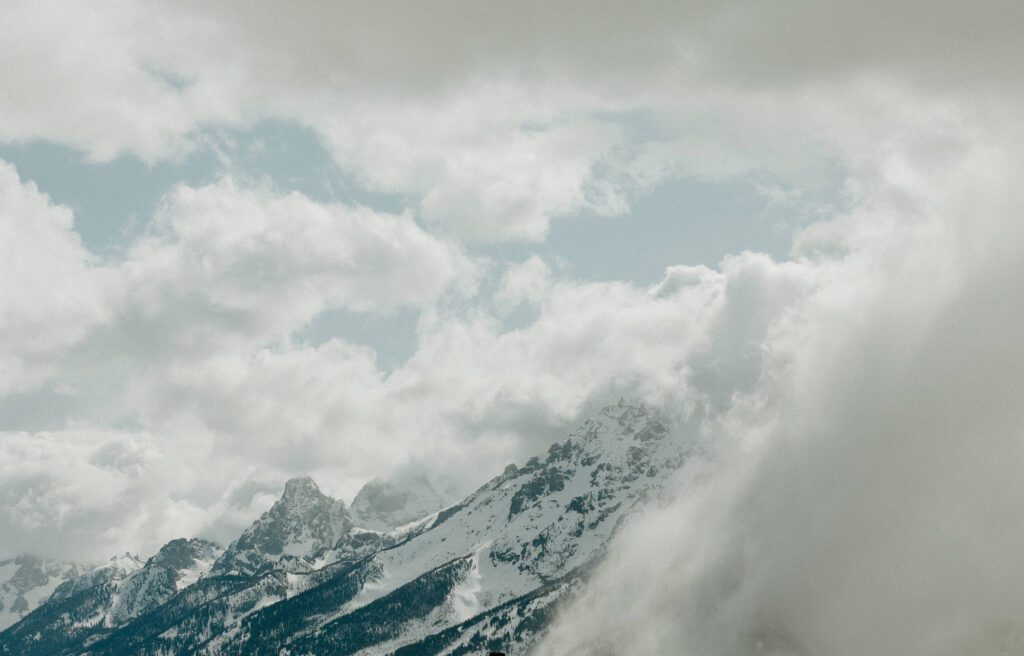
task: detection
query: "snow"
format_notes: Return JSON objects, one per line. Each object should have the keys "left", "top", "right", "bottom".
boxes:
{"left": 449, "top": 544, "right": 487, "bottom": 622}
{"left": 175, "top": 551, "right": 218, "bottom": 590}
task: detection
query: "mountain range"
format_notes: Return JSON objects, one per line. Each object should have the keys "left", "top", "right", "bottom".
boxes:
{"left": 0, "top": 400, "right": 697, "bottom": 655}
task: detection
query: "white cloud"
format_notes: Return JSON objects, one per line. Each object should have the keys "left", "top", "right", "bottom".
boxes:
{"left": 0, "top": 162, "right": 114, "bottom": 394}
{"left": 493, "top": 255, "right": 552, "bottom": 313}
{"left": 0, "top": 427, "right": 202, "bottom": 561}
{"left": 0, "top": 217, "right": 800, "bottom": 558}
{"left": 0, "top": 0, "right": 234, "bottom": 162}
{"left": 0, "top": 163, "right": 479, "bottom": 421}
{"left": 126, "top": 178, "right": 474, "bottom": 332}
{"left": 0, "top": 165, "right": 483, "bottom": 557}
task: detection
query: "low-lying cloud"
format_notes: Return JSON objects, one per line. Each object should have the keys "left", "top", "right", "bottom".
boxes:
{"left": 539, "top": 104, "right": 1024, "bottom": 656}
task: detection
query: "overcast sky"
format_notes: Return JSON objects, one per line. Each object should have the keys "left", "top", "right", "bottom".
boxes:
{"left": 2, "top": 3, "right": 1024, "bottom": 653}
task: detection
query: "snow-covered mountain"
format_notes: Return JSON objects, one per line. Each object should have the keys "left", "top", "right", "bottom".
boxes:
{"left": 46, "top": 554, "right": 144, "bottom": 605}
{"left": 0, "top": 539, "right": 220, "bottom": 654}
{"left": 0, "top": 400, "right": 697, "bottom": 655}
{"left": 0, "top": 555, "right": 90, "bottom": 630}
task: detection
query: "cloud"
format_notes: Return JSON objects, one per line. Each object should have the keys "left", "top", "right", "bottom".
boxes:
{"left": 3, "top": 14, "right": 1024, "bottom": 653}
{"left": 108, "top": 260, "right": 732, "bottom": 508}
{"left": 0, "top": 162, "right": 114, "bottom": 394}
{"left": 538, "top": 97, "right": 1024, "bottom": 655}
{"left": 0, "top": 0, "right": 234, "bottom": 162}
{"left": 0, "top": 428, "right": 198, "bottom": 561}
{"left": 0, "top": 165, "right": 486, "bottom": 556}
{"left": 13, "top": 2, "right": 1020, "bottom": 242}
{"left": 0, "top": 214, "right": 808, "bottom": 560}
{"left": 0, "top": 169, "right": 474, "bottom": 388}
{"left": 493, "top": 255, "right": 552, "bottom": 313}
{"left": 126, "top": 178, "right": 474, "bottom": 332}
{"left": 366, "top": 111, "right": 629, "bottom": 242}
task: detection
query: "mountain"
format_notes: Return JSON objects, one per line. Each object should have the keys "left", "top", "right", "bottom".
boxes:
{"left": 0, "top": 555, "right": 90, "bottom": 630}
{"left": 0, "top": 539, "right": 220, "bottom": 655}
{"left": 46, "top": 554, "right": 144, "bottom": 605}
{"left": 350, "top": 474, "right": 452, "bottom": 532}
{"left": 0, "top": 400, "right": 697, "bottom": 655}
{"left": 212, "top": 477, "right": 351, "bottom": 576}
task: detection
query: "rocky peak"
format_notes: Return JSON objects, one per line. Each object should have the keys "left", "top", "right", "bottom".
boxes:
{"left": 281, "top": 476, "right": 323, "bottom": 502}
{"left": 47, "top": 553, "right": 142, "bottom": 604}
{"left": 212, "top": 477, "right": 352, "bottom": 576}
{"left": 147, "top": 538, "right": 221, "bottom": 574}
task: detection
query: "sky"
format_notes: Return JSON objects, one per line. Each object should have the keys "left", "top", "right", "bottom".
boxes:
{"left": 2, "top": 2, "right": 1024, "bottom": 653}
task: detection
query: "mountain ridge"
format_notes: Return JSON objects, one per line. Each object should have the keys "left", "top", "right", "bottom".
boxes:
{"left": 0, "top": 400, "right": 696, "bottom": 655}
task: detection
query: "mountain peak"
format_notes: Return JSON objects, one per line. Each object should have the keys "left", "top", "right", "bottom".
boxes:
{"left": 281, "top": 476, "right": 322, "bottom": 500}
{"left": 148, "top": 537, "right": 221, "bottom": 572}
{"left": 350, "top": 474, "right": 451, "bottom": 531}
{"left": 211, "top": 478, "right": 352, "bottom": 576}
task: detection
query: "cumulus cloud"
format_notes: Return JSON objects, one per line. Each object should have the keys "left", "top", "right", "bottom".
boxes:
{"left": 1, "top": 185, "right": 812, "bottom": 559}
{"left": 126, "top": 178, "right": 473, "bottom": 335}
{"left": 0, "top": 162, "right": 114, "bottom": 394}
{"left": 111, "top": 257, "right": 733, "bottom": 511}
{"left": 0, "top": 169, "right": 473, "bottom": 392}
{"left": 0, "top": 0, "right": 234, "bottom": 161}
{"left": 493, "top": 255, "right": 552, "bottom": 313}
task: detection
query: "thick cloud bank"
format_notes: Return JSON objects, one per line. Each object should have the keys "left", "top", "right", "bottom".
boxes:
{"left": 539, "top": 112, "right": 1024, "bottom": 656}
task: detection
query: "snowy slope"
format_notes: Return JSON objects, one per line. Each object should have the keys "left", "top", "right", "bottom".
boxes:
{"left": 47, "top": 554, "right": 145, "bottom": 605}
{"left": 352, "top": 400, "right": 687, "bottom": 610}
{"left": 0, "top": 481, "right": 380, "bottom": 656}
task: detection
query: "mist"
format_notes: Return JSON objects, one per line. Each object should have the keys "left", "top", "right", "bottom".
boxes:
{"left": 539, "top": 104, "right": 1024, "bottom": 655}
